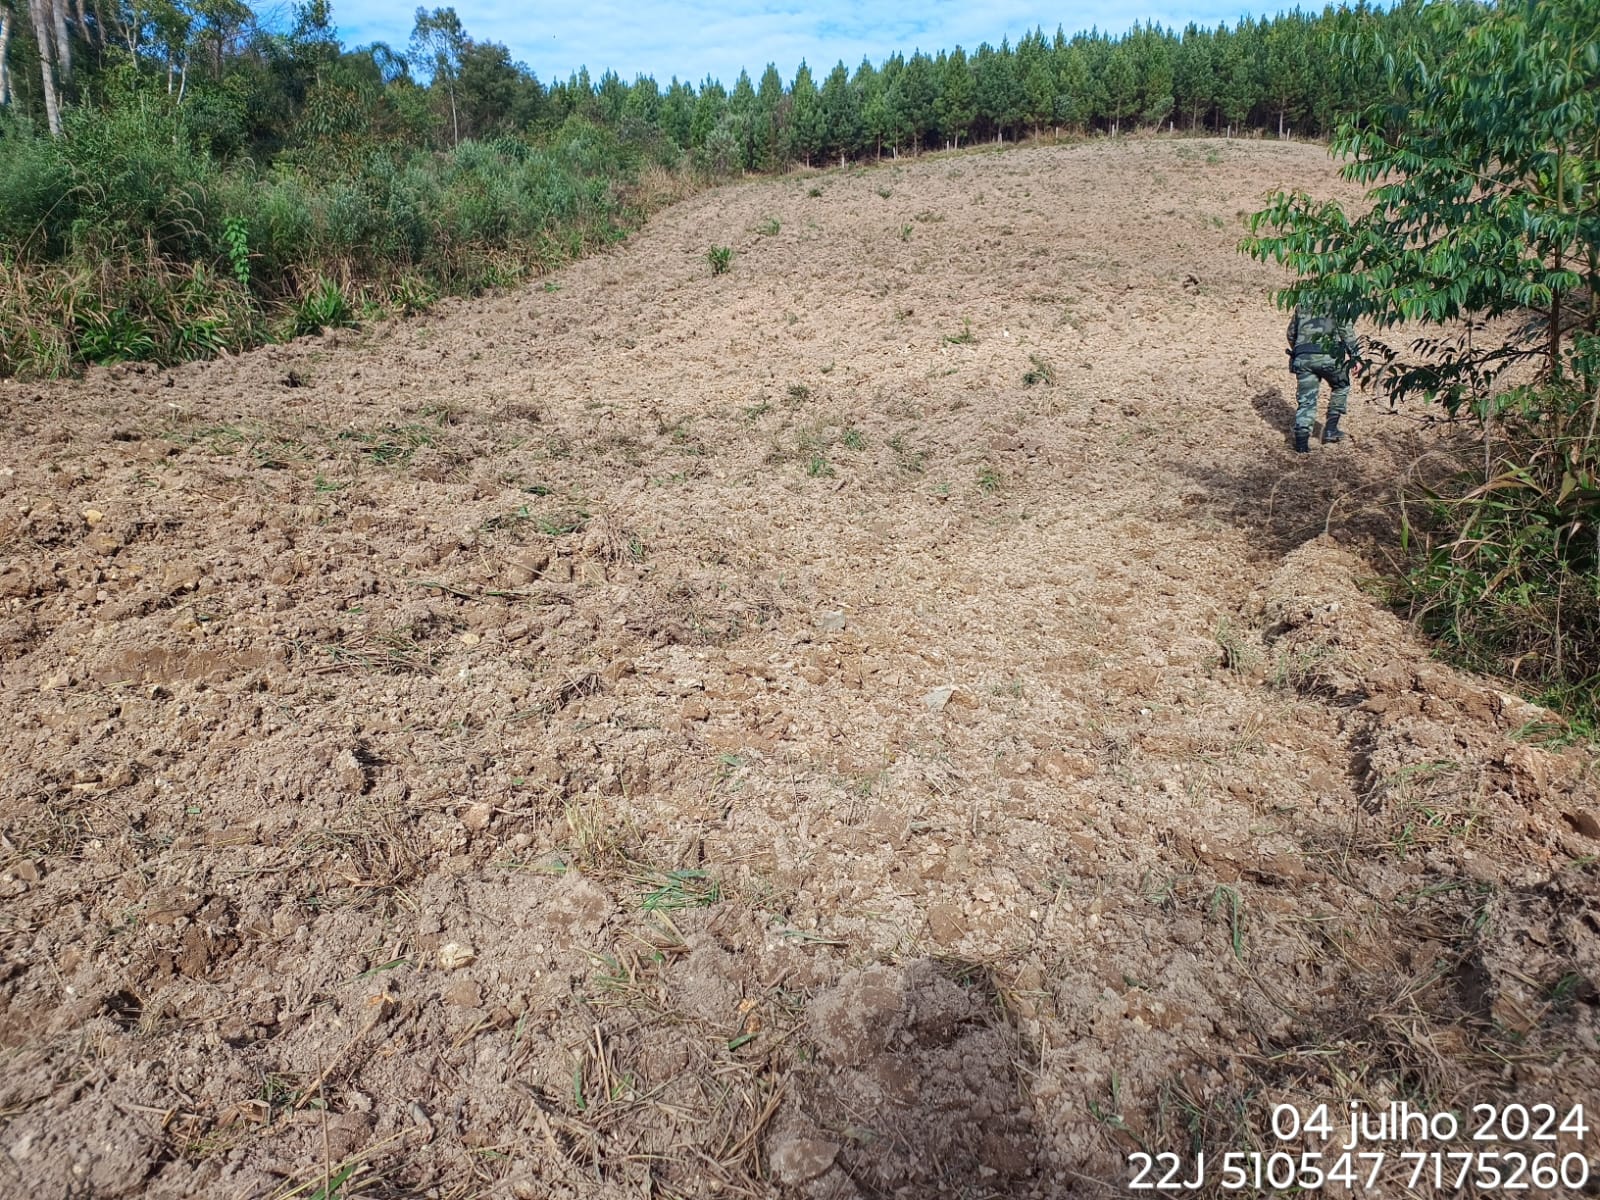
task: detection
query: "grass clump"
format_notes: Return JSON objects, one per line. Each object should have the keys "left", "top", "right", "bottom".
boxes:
{"left": 1022, "top": 354, "right": 1056, "bottom": 386}
{"left": 1398, "top": 385, "right": 1600, "bottom": 727}
{"left": 291, "top": 277, "right": 356, "bottom": 337}
{"left": 707, "top": 245, "right": 734, "bottom": 275}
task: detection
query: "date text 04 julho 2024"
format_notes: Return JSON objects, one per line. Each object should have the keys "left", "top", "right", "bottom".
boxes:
{"left": 1128, "top": 1102, "right": 1591, "bottom": 1192}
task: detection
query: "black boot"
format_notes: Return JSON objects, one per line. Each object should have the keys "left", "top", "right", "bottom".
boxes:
{"left": 1293, "top": 427, "right": 1310, "bottom": 454}
{"left": 1322, "top": 414, "right": 1344, "bottom": 443}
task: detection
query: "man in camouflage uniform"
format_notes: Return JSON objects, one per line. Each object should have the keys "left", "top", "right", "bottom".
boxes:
{"left": 1286, "top": 303, "right": 1362, "bottom": 454}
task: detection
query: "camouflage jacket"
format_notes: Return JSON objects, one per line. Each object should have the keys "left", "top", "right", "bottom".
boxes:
{"left": 1287, "top": 306, "right": 1360, "bottom": 361}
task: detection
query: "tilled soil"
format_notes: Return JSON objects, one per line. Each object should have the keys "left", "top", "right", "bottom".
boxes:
{"left": 2, "top": 138, "right": 1597, "bottom": 1200}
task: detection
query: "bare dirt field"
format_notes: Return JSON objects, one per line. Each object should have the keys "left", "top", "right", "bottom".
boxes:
{"left": 2, "top": 138, "right": 1598, "bottom": 1199}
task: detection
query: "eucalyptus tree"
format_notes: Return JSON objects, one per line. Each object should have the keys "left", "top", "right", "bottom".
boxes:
{"left": 409, "top": 5, "right": 465, "bottom": 144}
{"left": 0, "top": 4, "right": 12, "bottom": 108}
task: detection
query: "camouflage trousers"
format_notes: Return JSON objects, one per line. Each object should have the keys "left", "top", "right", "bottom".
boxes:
{"left": 1293, "top": 354, "right": 1350, "bottom": 433}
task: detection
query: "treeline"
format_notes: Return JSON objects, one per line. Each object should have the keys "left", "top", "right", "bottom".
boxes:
{"left": 4, "top": 1, "right": 1439, "bottom": 164}
{"left": 0, "top": 0, "right": 1448, "bottom": 376}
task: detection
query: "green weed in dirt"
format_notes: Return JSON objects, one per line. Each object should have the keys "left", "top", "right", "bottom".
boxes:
{"left": 944, "top": 320, "right": 976, "bottom": 345}
{"left": 1207, "top": 884, "right": 1246, "bottom": 960}
{"left": 639, "top": 868, "right": 720, "bottom": 911}
{"left": 1022, "top": 354, "right": 1056, "bottom": 386}
{"left": 291, "top": 277, "right": 356, "bottom": 337}
{"left": 337, "top": 423, "right": 435, "bottom": 467}
{"left": 707, "top": 245, "right": 734, "bottom": 275}
{"left": 889, "top": 435, "right": 927, "bottom": 474}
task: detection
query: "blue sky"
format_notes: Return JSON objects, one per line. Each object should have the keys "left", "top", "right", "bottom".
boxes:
{"left": 333, "top": 1, "right": 1255, "bottom": 88}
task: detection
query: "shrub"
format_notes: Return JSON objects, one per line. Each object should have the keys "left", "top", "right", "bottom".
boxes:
{"left": 292, "top": 276, "right": 356, "bottom": 337}
{"left": 1401, "top": 381, "right": 1600, "bottom": 721}
{"left": 0, "top": 83, "right": 672, "bottom": 377}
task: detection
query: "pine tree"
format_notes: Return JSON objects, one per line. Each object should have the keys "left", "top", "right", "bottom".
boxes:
{"left": 1174, "top": 25, "right": 1214, "bottom": 131}
{"left": 899, "top": 50, "right": 936, "bottom": 153}
{"left": 818, "top": 60, "right": 858, "bottom": 163}
{"left": 1136, "top": 24, "right": 1175, "bottom": 128}
{"left": 787, "top": 60, "right": 824, "bottom": 166}
{"left": 1214, "top": 22, "right": 1258, "bottom": 136}
{"left": 1053, "top": 42, "right": 1092, "bottom": 132}
{"left": 1262, "top": 12, "right": 1308, "bottom": 137}
{"left": 1017, "top": 28, "right": 1053, "bottom": 137}
{"left": 936, "top": 46, "right": 975, "bottom": 148}
{"left": 1102, "top": 40, "right": 1136, "bottom": 135}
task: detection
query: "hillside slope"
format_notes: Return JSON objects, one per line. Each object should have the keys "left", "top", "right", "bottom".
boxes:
{"left": 2, "top": 138, "right": 1596, "bottom": 1199}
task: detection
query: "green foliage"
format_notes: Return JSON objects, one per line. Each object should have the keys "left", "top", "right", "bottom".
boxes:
{"left": 1243, "top": 0, "right": 1600, "bottom": 723}
{"left": 1242, "top": 0, "right": 1600, "bottom": 410}
{"left": 1, "top": 105, "right": 652, "bottom": 375}
{"left": 1400, "top": 385, "right": 1600, "bottom": 724}
{"left": 221, "top": 218, "right": 252, "bottom": 286}
{"left": 707, "top": 245, "right": 733, "bottom": 275}
{"left": 805, "top": 452, "right": 835, "bottom": 478}
{"left": 76, "top": 307, "right": 158, "bottom": 365}
{"left": 292, "top": 277, "right": 356, "bottom": 337}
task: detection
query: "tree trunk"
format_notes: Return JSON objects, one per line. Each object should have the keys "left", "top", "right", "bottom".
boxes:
{"left": 73, "top": 0, "right": 89, "bottom": 50}
{"left": 1551, "top": 149, "right": 1566, "bottom": 379}
{"left": 49, "top": 0, "right": 68, "bottom": 82}
{"left": 107, "top": 0, "right": 132, "bottom": 54}
{"left": 0, "top": 8, "right": 12, "bottom": 107}
{"left": 28, "top": 0, "right": 61, "bottom": 135}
